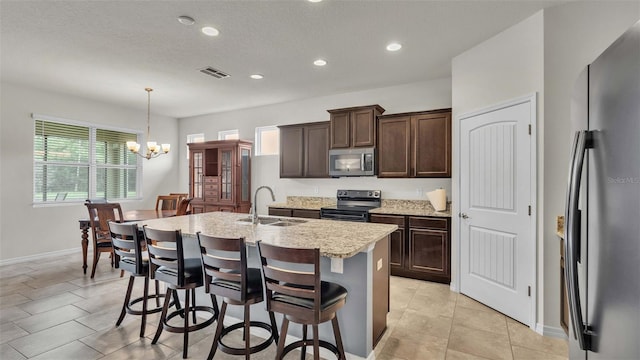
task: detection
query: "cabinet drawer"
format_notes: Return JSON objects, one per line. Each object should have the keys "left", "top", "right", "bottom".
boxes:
{"left": 370, "top": 214, "right": 405, "bottom": 227}
{"left": 292, "top": 209, "right": 321, "bottom": 219}
{"left": 269, "top": 208, "right": 293, "bottom": 217}
{"left": 203, "top": 176, "right": 218, "bottom": 184}
{"left": 204, "top": 191, "right": 218, "bottom": 200}
{"left": 408, "top": 217, "right": 448, "bottom": 230}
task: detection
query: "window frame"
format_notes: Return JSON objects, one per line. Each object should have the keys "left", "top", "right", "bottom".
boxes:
{"left": 32, "top": 113, "right": 143, "bottom": 206}
{"left": 186, "top": 133, "right": 205, "bottom": 159}
{"left": 218, "top": 129, "right": 239, "bottom": 140}
{"left": 254, "top": 125, "right": 279, "bottom": 156}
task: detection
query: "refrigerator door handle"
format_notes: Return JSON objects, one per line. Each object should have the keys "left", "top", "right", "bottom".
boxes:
{"left": 564, "top": 130, "right": 593, "bottom": 351}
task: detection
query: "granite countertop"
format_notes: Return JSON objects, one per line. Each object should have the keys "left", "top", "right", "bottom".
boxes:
{"left": 369, "top": 199, "right": 452, "bottom": 218}
{"left": 136, "top": 212, "right": 397, "bottom": 259}
{"left": 270, "top": 196, "right": 452, "bottom": 218}
{"left": 557, "top": 215, "right": 565, "bottom": 238}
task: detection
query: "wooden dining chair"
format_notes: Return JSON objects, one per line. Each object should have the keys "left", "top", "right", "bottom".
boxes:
{"left": 85, "top": 201, "right": 124, "bottom": 278}
{"left": 175, "top": 198, "right": 192, "bottom": 216}
{"left": 155, "top": 195, "right": 182, "bottom": 211}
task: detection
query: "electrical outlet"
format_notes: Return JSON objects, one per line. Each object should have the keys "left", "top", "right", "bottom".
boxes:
{"left": 314, "top": 186, "right": 319, "bottom": 194}
{"left": 416, "top": 188, "right": 423, "bottom": 196}
{"left": 331, "top": 258, "right": 343, "bottom": 274}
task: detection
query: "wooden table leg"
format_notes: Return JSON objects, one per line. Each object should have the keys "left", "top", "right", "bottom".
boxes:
{"left": 81, "top": 225, "right": 89, "bottom": 274}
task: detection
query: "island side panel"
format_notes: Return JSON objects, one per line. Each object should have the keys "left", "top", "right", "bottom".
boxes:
{"left": 372, "top": 235, "right": 390, "bottom": 348}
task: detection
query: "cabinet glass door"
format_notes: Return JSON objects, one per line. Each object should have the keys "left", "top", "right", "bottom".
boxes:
{"left": 241, "top": 148, "right": 250, "bottom": 202}
{"left": 220, "top": 149, "right": 232, "bottom": 201}
{"left": 192, "top": 151, "right": 203, "bottom": 199}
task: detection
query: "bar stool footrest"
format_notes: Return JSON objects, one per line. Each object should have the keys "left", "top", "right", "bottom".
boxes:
{"left": 281, "top": 339, "right": 340, "bottom": 360}
{"left": 218, "top": 321, "right": 275, "bottom": 355}
{"left": 125, "top": 293, "right": 169, "bottom": 316}
{"left": 163, "top": 305, "right": 216, "bottom": 334}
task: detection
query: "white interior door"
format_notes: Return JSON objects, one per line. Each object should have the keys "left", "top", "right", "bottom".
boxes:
{"left": 459, "top": 97, "right": 535, "bottom": 326}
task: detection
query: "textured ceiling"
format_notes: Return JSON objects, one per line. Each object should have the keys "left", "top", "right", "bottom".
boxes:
{"left": 1, "top": 0, "right": 562, "bottom": 118}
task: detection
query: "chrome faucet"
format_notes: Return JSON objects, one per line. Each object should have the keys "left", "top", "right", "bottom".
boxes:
{"left": 252, "top": 186, "right": 275, "bottom": 224}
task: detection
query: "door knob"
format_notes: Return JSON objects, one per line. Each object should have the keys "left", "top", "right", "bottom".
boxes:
{"left": 459, "top": 212, "right": 469, "bottom": 219}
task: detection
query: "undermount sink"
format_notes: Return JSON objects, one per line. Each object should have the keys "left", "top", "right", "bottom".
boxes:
{"left": 236, "top": 216, "right": 307, "bottom": 226}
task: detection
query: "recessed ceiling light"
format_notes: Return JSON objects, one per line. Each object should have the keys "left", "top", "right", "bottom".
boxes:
{"left": 177, "top": 15, "right": 195, "bottom": 26}
{"left": 308, "top": 0, "right": 323, "bottom": 2}
{"left": 386, "top": 42, "right": 402, "bottom": 52}
{"left": 313, "top": 59, "right": 327, "bottom": 66}
{"left": 250, "top": 74, "right": 264, "bottom": 80}
{"left": 201, "top": 26, "right": 220, "bottom": 37}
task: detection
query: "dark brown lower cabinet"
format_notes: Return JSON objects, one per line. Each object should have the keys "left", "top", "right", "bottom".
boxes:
{"left": 268, "top": 207, "right": 320, "bottom": 219}
{"left": 371, "top": 214, "right": 451, "bottom": 283}
{"left": 560, "top": 237, "right": 569, "bottom": 334}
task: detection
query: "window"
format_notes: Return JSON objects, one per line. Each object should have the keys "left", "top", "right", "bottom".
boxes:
{"left": 218, "top": 129, "right": 239, "bottom": 140}
{"left": 186, "top": 133, "right": 205, "bottom": 159}
{"left": 255, "top": 126, "right": 279, "bottom": 155}
{"left": 33, "top": 115, "right": 140, "bottom": 203}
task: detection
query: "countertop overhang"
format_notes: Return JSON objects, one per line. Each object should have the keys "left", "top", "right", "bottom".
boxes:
{"left": 135, "top": 212, "right": 397, "bottom": 259}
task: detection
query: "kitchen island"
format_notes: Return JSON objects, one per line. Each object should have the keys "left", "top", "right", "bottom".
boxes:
{"left": 136, "top": 211, "right": 397, "bottom": 359}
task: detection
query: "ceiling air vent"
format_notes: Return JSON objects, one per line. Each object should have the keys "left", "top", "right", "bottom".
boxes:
{"left": 199, "top": 67, "right": 230, "bottom": 79}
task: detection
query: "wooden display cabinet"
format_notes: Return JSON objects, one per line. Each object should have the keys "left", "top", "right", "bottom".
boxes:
{"left": 188, "top": 140, "right": 252, "bottom": 214}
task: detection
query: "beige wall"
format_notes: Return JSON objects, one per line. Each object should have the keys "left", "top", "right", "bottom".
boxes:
{"left": 178, "top": 78, "right": 454, "bottom": 215}
{"left": 452, "top": 2, "right": 639, "bottom": 334}
{"left": 451, "top": 9, "right": 545, "bottom": 327}
{"left": 0, "top": 82, "right": 180, "bottom": 261}
{"left": 541, "top": 2, "right": 639, "bottom": 332}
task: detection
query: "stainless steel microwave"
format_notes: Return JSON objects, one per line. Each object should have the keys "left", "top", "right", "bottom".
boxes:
{"left": 328, "top": 148, "right": 376, "bottom": 177}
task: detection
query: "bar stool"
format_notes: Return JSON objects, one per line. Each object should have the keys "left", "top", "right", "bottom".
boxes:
{"left": 256, "top": 241, "right": 348, "bottom": 360}
{"left": 143, "top": 226, "right": 218, "bottom": 359}
{"left": 108, "top": 222, "right": 167, "bottom": 337}
{"left": 197, "top": 233, "right": 279, "bottom": 360}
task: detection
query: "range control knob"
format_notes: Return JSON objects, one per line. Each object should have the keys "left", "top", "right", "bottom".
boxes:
{"left": 368, "top": 191, "right": 373, "bottom": 196}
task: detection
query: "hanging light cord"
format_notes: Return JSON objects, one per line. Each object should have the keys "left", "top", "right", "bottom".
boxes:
{"left": 145, "top": 87, "right": 153, "bottom": 143}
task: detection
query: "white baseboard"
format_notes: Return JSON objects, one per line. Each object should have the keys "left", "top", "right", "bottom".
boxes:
{"left": 0, "top": 247, "right": 80, "bottom": 267}
{"left": 535, "top": 323, "right": 568, "bottom": 339}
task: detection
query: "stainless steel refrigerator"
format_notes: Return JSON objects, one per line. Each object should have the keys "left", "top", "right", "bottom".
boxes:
{"left": 565, "top": 20, "right": 639, "bottom": 360}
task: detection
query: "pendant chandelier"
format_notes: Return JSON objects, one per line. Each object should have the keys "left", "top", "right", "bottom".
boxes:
{"left": 126, "top": 88, "right": 170, "bottom": 159}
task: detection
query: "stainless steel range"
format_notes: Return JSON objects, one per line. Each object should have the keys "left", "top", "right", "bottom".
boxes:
{"left": 320, "top": 189, "right": 381, "bottom": 222}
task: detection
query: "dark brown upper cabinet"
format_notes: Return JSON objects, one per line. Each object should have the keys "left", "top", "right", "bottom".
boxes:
{"left": 328, "top": 105, "right": 385, "bottom": 149}
{"left": 279, "top": 122, "right": 329, "bottom": 178}
{"left": 378, "top": 109, "right": 451, "bottom": 178}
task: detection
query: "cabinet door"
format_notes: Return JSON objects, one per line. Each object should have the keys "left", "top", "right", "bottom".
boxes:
{"left": 239, "top": 147, "right": 251, "bottom": 203}
{"left": 351, "top": 108, "right": 376, "bottom": 147}
{"left": 330, "top": 111, "right": 350, "bottom": 148}
{"left": 219, "top": 148, "right": 234, "bottom": 203}
{"left": 408, "top": 228, "right": 449, "bottom": 278}
{"left": 291, "top": 209, "right": 321, "bottom": 219}
{"left": 279, "top": 126, "right": 305, "bottom": 177}
{"left": 378, "top": 116, "right": 411, "bottom": 177}
{"left": 389, "top": 228, "right": 405, "bottom": 269}
{"left": 305, "top": 123, "right": 329, "bottom": 178}
{"left": 191, "top": 203, "right": 205, "bottom": 214}
{"left": 190, "top": 150, "right": 204, "bottom": 200}
{"left": 413, "top": 112, "right": 451, "bottom": 177}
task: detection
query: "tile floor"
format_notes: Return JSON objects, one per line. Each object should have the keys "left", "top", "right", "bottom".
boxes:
{"left": 0, "top": 252, "right": 568, "bottom": 359}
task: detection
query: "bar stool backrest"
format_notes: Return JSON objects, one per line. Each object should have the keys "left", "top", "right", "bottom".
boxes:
{"left": 143, "top": 226, "right": 186, "bottom": 286}
{"left": 109, "top": 222, "right": 144, "bottom": 275}
{"left": 256, "top": 241, "right": 321, "bottom": 323}
{"left": 197, "top": 233, "right": 247, "bottom": 302}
